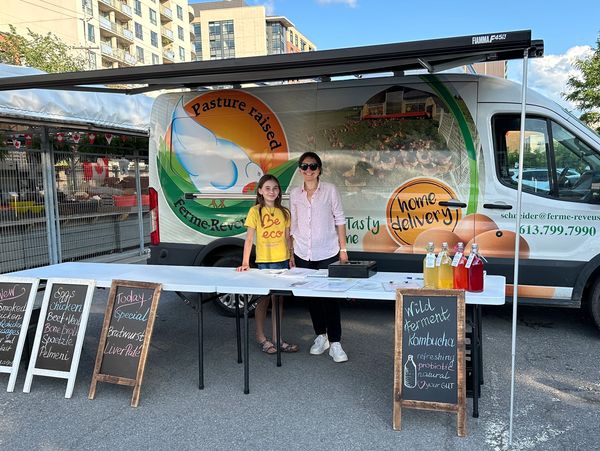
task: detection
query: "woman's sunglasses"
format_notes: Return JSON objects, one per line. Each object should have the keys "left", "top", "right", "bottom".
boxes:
{"left": 299, "top": 163, "right": 320, "bottom": 171}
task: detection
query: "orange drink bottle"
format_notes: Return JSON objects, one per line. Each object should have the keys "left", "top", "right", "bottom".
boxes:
{"left": 436, "top": 242, "right": 454, "bottom": 289}
{"left": 452, "top": 242, "right": 468, "bottom": 289}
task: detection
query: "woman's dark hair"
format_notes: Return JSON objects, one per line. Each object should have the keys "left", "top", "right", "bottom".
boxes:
{"left": 255, "top": 174, "right": 290, "bottom": 225}
{"left": 298, "top": 151, "right": 322, "bottom": 169}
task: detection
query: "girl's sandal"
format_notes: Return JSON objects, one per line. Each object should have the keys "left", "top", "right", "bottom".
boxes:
{"left": 280, "top": 341, "right": 299, "bottom": 353}
{"left": 258, "top": 339, "right": 277, "bottom": 354}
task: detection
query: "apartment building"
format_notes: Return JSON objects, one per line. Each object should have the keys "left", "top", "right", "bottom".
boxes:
{"left": 0, "top": 0, "right": 195, "bottom": 69}
{"left": 191, "top": 0, "right": 316, "bottom": 61}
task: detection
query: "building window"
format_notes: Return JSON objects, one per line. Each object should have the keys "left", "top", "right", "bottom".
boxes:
{"left": 177, "top": 5, "right": 183, "bottom": 20}
{"left": 150, "top": 31, "right": 158, "bottom": 47}
{"left": 134, "top": 0, "right": 142, "bottom": 16}
{"left": 82, "top": 0, "right": 93, "bottom": 16}
{"left": 152, "top": 53, "right": 159, "bottom": 64}
{"left": 136, "top": 46, "right": 145, "bottom": 63}
{"left": 209, "top": 20, "right": 234, "bottom": 60}
{"left": 87, "top": 23, "right": 95, "bottom": 43}
{"left": 149, "top": 8, "right": 157, "bottom": 25}
{"left": 301, "top": 40, "right": 306, "bottom": 52}
{"left": 178, "top": 25, "right": 184, "bottom": 41}
{"left": 289, "top": 30, "right": 293, "bottom": 42}
{"left": 134, "top": 22, "right": 143, "bottom": 40}
{"left": 179, "top": 46, "right": 185, "bottom": 61}
{"left": 193, "top": 23, "right": 202, "bottom": 60}
{"left": 295, "top": 35, "right": 298, "bottom": 47}
{"left": 267, "top": 23, "right": 285, "bottom": 55}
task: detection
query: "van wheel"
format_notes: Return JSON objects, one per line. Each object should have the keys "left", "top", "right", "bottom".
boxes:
{"left": 212, "top": 255, "right": 257, "bottom": 317}
{"left": 589, "top": 278, "right": 600, "bottom": 331}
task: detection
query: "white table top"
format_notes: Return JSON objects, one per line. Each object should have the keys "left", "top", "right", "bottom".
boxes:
{"left": 4, "top": 262, "right": 506, "bottom": 305}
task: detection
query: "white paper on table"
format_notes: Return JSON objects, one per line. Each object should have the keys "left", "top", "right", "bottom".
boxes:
{"left": 306, "top": 278, "right": 357, "bottom": 292}
{"left": 278, "top": 267, "right": 317, "bottom": 277}
{"left": 306, "top": 269, "right": 329, "bottom": 278}
{"left": 352, "top": 281, "right": 381, "bottom": 291}
{"left": 382, "top": 280, "right": 421, "bottom": 291}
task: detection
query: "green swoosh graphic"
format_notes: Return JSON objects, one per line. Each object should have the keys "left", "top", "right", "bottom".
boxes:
{"left": 421, "top": 75, "right": 479, "bottom": 214}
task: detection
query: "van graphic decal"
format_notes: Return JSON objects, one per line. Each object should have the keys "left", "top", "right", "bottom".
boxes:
{"left": 158, "top": 91, "right": 294, "bottom": 237}
{"left": 422, "top": 75, "right": 479, "bottom": 215}
{"left": 386, "top": 178, "right": 462, "bottom": 247}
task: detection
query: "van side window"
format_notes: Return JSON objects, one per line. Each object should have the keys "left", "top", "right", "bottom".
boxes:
{"left": 493, "top": 115, "right": 551, "bottom": 195}
{"left": 494, "top": 115, "right": 600, "bottom": 203}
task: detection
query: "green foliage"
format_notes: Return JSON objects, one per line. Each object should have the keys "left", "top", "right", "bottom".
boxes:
{"left": 564, "top": 34, "right": 600, "bottom": 134}
{"left": 0, "top": 25, "right": 86, "bottom": 73}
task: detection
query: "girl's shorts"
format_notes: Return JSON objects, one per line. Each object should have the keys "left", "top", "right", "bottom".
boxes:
{"left": 257, "top": 261, "right": 289, "bottom": 270}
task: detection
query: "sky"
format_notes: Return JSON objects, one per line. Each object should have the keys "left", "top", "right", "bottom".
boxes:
{"left": 191, "top": 0, "right": 599, "bottom": 112}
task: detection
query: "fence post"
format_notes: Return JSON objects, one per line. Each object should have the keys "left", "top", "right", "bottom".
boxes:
{"left": 40, "top": 126, "right": 60, "bottom": 264}
{"left": 134, "top": 153, "right": 144, "bottom": 255}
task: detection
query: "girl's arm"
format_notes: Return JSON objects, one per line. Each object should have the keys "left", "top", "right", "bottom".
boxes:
{"left": 237, "top": 227, "right": 255, "bottom": 271}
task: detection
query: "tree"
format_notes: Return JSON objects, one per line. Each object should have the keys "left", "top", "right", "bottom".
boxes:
{"left": 564, "top": 34, "right": 600, "bottom": 134}
{"left": 0, "top": 25, "right": 86, "bottom": 73}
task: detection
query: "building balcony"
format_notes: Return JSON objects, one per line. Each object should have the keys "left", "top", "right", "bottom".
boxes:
{"left": 189, "top": 25, "right": 195, "bottom": 39}
{"left": 161, "top": 26, "right": 174, "bottom": 43}
{"left": 98, "top": 0, "right": 132, "bottom": 22}
{"left": 188, "top": 6, "right": 195, "bottom": 22}
{"left": 163, "top": 50, "right": 175, "bottom": 63}
{"left": 160, "top": 5, "right": 173, "bottom": 23}
{"left": 100, "top": 42, "right": 136, "bottom": 66}
{"left": 99, "top": 17, "right": 134, "bottom": 45}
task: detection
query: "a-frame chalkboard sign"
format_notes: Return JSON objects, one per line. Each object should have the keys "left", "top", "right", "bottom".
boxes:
{"left": 89, "top": 280, "right": 161, "bottom": 407}
{"left": 0, "top": 276, "right": 39, "bottom": 392}
{"left": 393, "top": 289, "right": 466, "bottom": 437}
{"left": 23, "top": 278, "right": 95, "bottom": 398}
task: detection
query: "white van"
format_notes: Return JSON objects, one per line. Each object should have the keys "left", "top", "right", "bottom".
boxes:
{"left": 147, "top": 73, "right": 600, "bottom": 327}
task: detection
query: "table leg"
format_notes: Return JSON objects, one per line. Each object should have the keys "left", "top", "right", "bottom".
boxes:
{"left": 244, "top": 294, "right": 250, "bottom": 394}
{"left": 472, "top": 305, "right": 481, "bottom": 418}
{"left": 198, "top": 295, "right": 204, "bottom": 390}
{"left": 275, "top": 296, "right": 281, "bottom": 367}
{"left": 235, "top": 294, "right": 242, "bottom": 364}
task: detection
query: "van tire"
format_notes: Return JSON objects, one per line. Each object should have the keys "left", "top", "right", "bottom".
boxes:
{"left": 212, "top": 255, "right": 257, "bottom": 317}
{"left": 589, "top": 278, "right": 600, "bottom": 331}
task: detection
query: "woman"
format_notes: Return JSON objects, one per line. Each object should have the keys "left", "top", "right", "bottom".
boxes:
{"left": 290, "top": 152, "right": 349, "bottom": 363}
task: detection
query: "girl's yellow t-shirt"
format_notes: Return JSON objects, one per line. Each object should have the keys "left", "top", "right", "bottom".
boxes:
{"left": 244, "top": 205, "right": 290, "bottom": 263}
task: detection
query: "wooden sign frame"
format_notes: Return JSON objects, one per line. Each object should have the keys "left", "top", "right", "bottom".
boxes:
{"left": 0, "top": 276, "right": 39, "bottom": 392}
{"left": 393, "top": 289, "right": 466, "bottom": 437}
{"left": 88, "top": 280, "right": 161, "bottom": 408}
{"left": 23, "top": 278, "right": 95, "bottom": 398}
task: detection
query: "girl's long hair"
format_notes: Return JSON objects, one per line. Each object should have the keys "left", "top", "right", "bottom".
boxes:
{"left": 255, "top": 174, "right": 290, "bottom": 226}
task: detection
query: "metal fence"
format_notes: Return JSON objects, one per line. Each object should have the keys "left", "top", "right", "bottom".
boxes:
{"left": 0, "top": 125, "right": 149, "bottom": 274}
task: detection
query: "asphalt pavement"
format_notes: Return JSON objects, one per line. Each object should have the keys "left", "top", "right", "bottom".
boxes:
{"left": 1, "top": 288, "right": 599, "bottom": 451}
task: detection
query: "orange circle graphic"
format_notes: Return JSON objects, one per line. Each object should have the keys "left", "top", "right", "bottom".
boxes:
{"left": 386, "top": 178, "right": 462, "bottom": 245}
{"left": 183, "top": 90, "right": 288, "bottom": 172}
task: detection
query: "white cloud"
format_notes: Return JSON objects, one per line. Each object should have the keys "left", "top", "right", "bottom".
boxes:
{"left": 316, "top": 0, "right": 358, "bottom": 7}
{"left": 508, "top": 45, "right": 593, "bottom": 112}
{"left": 249, "top": 0, "right": 275, "bottom": 15}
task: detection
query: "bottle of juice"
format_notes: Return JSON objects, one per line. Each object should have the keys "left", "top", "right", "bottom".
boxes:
{"left": 452, "top": 242, "right": 468, "bottom": 289}
{"left": 466, "top": 243, "right": 484, "bottom": 292}
{"left": 423, "top": 242, "right": 437, "bottom": 288}
{"left": 436, "top": 242, "right": 453, "bottom": 288}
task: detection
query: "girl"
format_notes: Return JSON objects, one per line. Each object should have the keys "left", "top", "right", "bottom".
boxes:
{"left": 237, "top": 174, "right": 299, "bottom": 354}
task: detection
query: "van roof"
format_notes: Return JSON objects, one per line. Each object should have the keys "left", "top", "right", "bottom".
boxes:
{"left": 0, "top": 30, "right": 542, "bottom": 95}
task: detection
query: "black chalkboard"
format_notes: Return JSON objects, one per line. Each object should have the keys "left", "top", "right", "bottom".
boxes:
{"left": 393, "top": 289, "right": 466, "bottom": 436}
{"left": 34, "top": 283, "right": 89, "bottom": 372}
{"left": 401, "top": 294, "right": 458, "bottom": 404}
{"left": 23, "top": 278, "right": 95, "bottom": 398}
{"left": 89, "top": 280, "right": 161, "bottom": 407}
{"left": 0, "top": 281, "right": 34, "bottom": 368}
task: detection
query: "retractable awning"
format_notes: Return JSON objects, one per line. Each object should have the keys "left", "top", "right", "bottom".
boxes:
{"left": 0, "top": 30, "right": 543, "bottom": 94}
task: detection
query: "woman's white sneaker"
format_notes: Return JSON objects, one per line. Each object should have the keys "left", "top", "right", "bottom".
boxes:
{"left": 310, "top": 334, "right": 330, "bottom": 355}
{"left": 329, "top": 342, "right": 348, "bottom": 362}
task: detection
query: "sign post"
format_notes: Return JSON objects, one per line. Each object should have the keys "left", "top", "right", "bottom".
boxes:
{"left": 0, "top": 277, "right": 39, "bottom": 392}
{"left": 23, "top": 278, "right": 95, "bottom": 398}
{"left": 89, "top": 280, "right": 161, "bottom": 407}
{"left": 393, "top": 289, "right": 466, "bottom": 437}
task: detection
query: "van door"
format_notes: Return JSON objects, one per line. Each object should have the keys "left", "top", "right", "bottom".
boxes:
{"left": 482, "top": 110, "right": 600, "bottom": 304}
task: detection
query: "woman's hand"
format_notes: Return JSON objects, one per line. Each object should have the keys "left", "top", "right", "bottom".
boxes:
{"left": 289, "top": 254, "right": 296, "bottom": 268}
{"left": 236, "top": 264, "right": 250, "bottom": 272}
{"left": 339, "top": 249, "right": 349, "bottom": 264}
